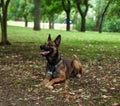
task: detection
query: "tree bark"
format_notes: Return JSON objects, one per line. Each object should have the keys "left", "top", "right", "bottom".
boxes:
{"left": 48, "top": 15, "right": 54, "bottom": 29}
{"left": 62, "top": 0, "right": 71, "bottom": 31}
{"left": 76, "top": 0, "right": 88, "bottom": 32}
{"left": 95, "top": 14, "right": 101, "bottom": 31}
{"left": 98, "top": 0, "right": 112, "bottom": 33}
{"left": 66, "top": 12, "right": 70, "bottom": 31}
{"left": 24, "top": 15, "right": 28, "bottom": 27}
{"left": 0, "top": 0, "right": 11, "bottom": 45}
{"left": 24, "top": 0, "right": 28, "bottom": 27}
{"left": 81, "top": 15, "right": 86, "bottom": 31}
{"left": 33, "top": 0, "right": 41, "bottom": 31}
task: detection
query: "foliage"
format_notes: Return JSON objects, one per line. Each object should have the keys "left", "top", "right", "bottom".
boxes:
{"left": 7, "top": 0, "right": 120, "bottom": 32}
{"left": 8, "top": 0, "right": 34, "bottom": 21}
{"left": 41, "top": 0, "right": 62, "bottom": 21}
{"left": 8, "top": 0, "right": 19, "bottom": 19}
{"left": 74, "top": 17, "right": 96, "bottom": 31}
{"left": 102, "top": 0, "right": 120, "bottom": 32}
{"left": 108, "top": 0, "right": 120, "bottom": 17}
{"left": 103, "top": 17, "right": 120, "bottom": 32}
{"left": 86, "top": 17, "right": 96, "bottom": 31}
{"left": 54, "top": 12, "right": 66, "bottom": 23}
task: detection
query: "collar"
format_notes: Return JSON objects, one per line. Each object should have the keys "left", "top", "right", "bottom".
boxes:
{"left": 48, "top": 55, "right": 61, "bottom": 66}
{"left": 48, "top": 56, "right": 62, "bottom": 74}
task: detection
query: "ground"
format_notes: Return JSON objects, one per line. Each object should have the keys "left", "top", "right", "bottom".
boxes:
{"left": 0, "top": 42, "right": 120, "bottom": 106}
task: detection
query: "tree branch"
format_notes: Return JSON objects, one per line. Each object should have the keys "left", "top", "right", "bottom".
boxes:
{"left": 62, "top": 0, "right": 71, "bottom": 12}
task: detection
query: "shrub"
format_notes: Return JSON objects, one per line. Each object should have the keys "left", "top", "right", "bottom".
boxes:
{"left": 103, "top": 17, "right": 120, "bottom": 32}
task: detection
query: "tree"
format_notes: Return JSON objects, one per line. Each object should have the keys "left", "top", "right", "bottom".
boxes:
{"left": 97, "top": 0, "right": 113, "bottom": 33}
{"left": 76, "top": 0, "right": 89, "bottom": 32}
{"left": 9, "top": 0, "right": 34, "bottom": 27}
{"left": 102, "top": 0, "right": 120, "bottom": 32}
{"left": 33, "top": 0, "right": 41, "bottom": 30}
{"left": 94, "top": 0, "right": 113, "bottom": 33}
{"left": 0, "top": 0, "right": 11, "bottom": 45}
{"left": 42, "top": 0, "right": 62, "bottom": 29}
{"left": 19, "top": 0, "right": 34, "bottom": 27}
{"left": 109, "top": 0, "right": 120, "bottom": 17}
{"left": 62, "top": 0, "right": 71, "bottom": 31}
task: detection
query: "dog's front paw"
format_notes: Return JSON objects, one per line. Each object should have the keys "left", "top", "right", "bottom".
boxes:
{"left": 77, "top": 74, "right": 81, "bottom": 78}
{"left": 45, "top": 84, "right": 54, "bottom": 89}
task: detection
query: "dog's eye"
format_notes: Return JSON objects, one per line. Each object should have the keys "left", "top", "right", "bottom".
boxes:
{"left": 48, "top": 43, "right": 52, "bottom": 47}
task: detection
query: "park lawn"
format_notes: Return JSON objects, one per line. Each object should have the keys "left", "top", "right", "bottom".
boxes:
{"left": 7, "top": 26, "right": 120, "bottom": 60}
{"left": 0, "top": 26, "right": 120, "bottom": 106}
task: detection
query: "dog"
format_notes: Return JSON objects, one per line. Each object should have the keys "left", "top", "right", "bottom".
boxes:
{"left": 37, "top": 34, "right": 83, "bottom": 89}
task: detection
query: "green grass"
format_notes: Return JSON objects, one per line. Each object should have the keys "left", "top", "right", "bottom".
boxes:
{"left": 1, "top": 26, "right": 120, "bottom": 61}
{"left": 7, "top": 26, "right": 120, "bottom": 43}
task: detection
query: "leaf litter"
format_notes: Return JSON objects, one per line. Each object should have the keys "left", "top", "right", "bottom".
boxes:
{"left": 0, "top": 43, "right": 120, "bottom": 106}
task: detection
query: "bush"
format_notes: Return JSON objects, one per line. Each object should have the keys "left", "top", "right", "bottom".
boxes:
{"left": 74, "top": 17, "right": 96, "bottom": 31}
{"left": 73, "top": 18, "right": 81, "bottom": 30}
{"left": 86, "top": 18, "right": 96, "bottom": 31}
{"left": 103, "top": 17, "right": 120, "bottom": 32}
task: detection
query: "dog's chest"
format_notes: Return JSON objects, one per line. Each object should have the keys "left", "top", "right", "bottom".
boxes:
{"left": 47, "top": 65, "right": 60, "bottom": 78}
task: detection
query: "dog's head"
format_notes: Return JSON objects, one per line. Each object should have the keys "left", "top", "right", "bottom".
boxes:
{"left": 40, "top": 34, "right": 61, "bottom": 56}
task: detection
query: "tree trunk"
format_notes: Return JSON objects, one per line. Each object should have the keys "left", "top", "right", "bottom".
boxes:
{"left": 33, "top": 0, "right": 41, "bottom": 31}
{"left": 62, "top": 0, "right": 71, "bottom": 31}
{"left": 76, "top": 0, "right": 88, "bottom": 32}
{"left": 66, "top": 12, "right": 70, "bottom": 31}
{"left": 24, "top": 15, "right": 28, "bottom": 27}
{"left": 48, "top": 15, "right": 54, "bottom": 29}
{"left": 0, "top": 0, "right": 11, "bottom": 45}
{"left": 95, "top": 14, "right": 101, "bottom": 31}
{"left": 80, "top": 15, "right": 86, "bottom": 32}
{"left": 98, "top": 0, "right": 112, "bottom": 33}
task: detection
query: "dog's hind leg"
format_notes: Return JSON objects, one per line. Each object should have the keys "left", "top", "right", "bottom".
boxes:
{"left": 72, "top": 55, "right": 83, "bottom": 78}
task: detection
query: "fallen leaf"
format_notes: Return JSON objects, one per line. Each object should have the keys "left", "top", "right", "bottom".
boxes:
{"left": 98, "top": 66, "right": 103, "bottom": 70}
{"left": 110, "top": 87, "right": 115, "bottom": 90}
{"left": 112, "top": 103, "right": 120, "bottom": 106}
{"left": 113, "top": 79, "right": 117, "bottom": 83}
{"left": 45, "top": 96, "right": 55, "bottom": 101}
{"left": 100, "top": 88, "right": 108, "bottom": 93}
{"left": 101, "top": 95, "right": 112, "bottom": 99}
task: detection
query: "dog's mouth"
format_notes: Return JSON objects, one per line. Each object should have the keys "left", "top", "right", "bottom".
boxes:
{"left": 40, "top": 50, "right": 50, "bottom": 55}
{"left": 40, "top": 45, "right": 53, "bottom": 56}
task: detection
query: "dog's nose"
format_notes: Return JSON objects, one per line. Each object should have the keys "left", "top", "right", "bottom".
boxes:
{"left": 40, "top": 45, "right": 45, "bottom": 49}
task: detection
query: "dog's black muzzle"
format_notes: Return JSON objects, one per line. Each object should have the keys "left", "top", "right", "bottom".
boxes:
{"left": 40, "top": 45, "right": 45, "bottom": 50}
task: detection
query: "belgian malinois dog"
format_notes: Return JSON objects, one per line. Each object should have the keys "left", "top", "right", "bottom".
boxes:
{"left": 37, "top": 34, "right": 83, "bottom": 89}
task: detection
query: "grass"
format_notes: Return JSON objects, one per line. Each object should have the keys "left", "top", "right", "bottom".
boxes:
{"left": 6, "top": 26, "right": 120, "bottom": 60}
{"left": 7, "top": 26, "right": 120, "bottom": 42}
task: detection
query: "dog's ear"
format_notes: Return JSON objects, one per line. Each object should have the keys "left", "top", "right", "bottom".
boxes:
{"left": 48, "top": 34, "right": 51, "bottom": 41}
{"left": 54, "top": 35, "right": 61, "bottom": 47}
